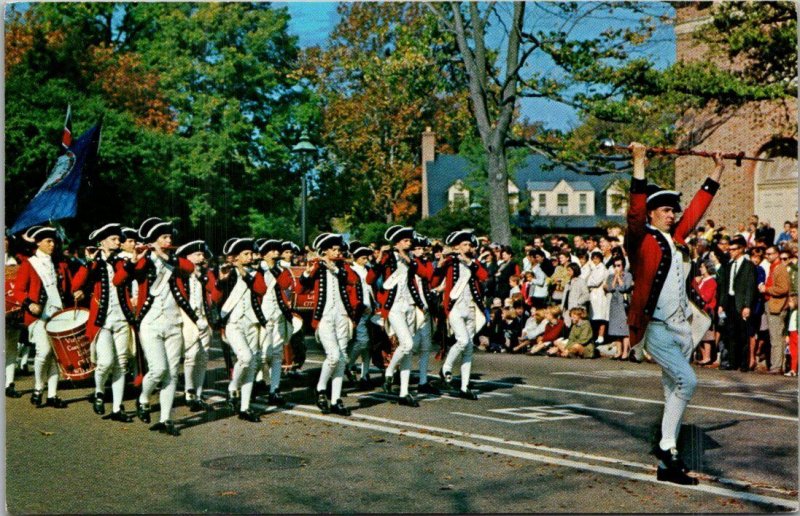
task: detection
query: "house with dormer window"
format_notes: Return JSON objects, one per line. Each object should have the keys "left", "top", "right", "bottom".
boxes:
{"left": 420, "top": 127, "right": 628, "bottom": 233}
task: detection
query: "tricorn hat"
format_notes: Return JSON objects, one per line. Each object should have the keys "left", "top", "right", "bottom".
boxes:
{"left": 445, "top": 230, "right": 475, "bottom": 247}
{"left": 258, "top": 238, "right": 282, "bottom": 254}
{"left": 385, "top": 225, "right": 414, "bottom": 244}
{"left": 281, "top": 241, "right": 301, "bottom": 254}
{"left": 348, "top": 240, "right": 372, "bottom": 260}
{"left": 175, "top": 240, "right": 209, "bottom": 258}
{"left": 120, "top": 227, "right": 138, "bottom": 242}
{"left": 313, "top": 233, "right": 344, "bottom": 252}
{"left": 28, "top": 226, "right": 58, "bottom": 243}
{"left": 88, "top": 223, "right": 123, "bottom": 243}
{"left": 138, "top": 217, "right": 174, "bottom": 243}
{"left": 226, "top": 238, "right": 254, "bottom": 256}
{"left": 646, "top": 184, "right": 682, "bottom": 213}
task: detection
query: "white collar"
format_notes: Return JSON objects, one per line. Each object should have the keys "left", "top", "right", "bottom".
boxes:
{"left": 35, "top": 249, "right": 52, "bottom": 261}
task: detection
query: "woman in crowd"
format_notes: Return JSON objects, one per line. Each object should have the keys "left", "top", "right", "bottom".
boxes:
{"left": 528, "top": 305, "right": 565, "bottom": 355}
{"left": 549, "top": 251, "right": 571, "bottom": 306}
{"left": 692, "top": 260, "right": 718, "bottom": 366}
{"left": 560, "top": 262, "right": 589, "bottom": 327}
{"left": 550, "top": 306, "right": 594, "bottom": 358}
{"left": 605, "top": 255, "right": 634, "bottom": 360}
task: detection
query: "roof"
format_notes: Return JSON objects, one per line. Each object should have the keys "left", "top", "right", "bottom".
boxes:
{"left": 527, "top": 180, "right": 594, "bottom": 192}
{"left": 425, "top": 153, "right": 629, "bottom": 216}
{"left": 513, "top": 214, "right": 626, "bottom": 230}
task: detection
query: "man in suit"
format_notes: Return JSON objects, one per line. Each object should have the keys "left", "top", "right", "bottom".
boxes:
{"left": 626, "top": 142, "right": 725, "bottom": 486}
{"left": 717, "top": 235, "right": 757, "bottom": 372}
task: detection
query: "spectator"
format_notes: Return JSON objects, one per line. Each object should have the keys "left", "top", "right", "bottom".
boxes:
{"left": 760, "top": 246, "right": 791, "bottom": 374}
{"left": 777, "top": 221, "right": 793, "bottom": 247}
{"left": 528, "top": 305, "right": 566, "bottom": 355}
{"left": 550, "top": 306, "right": 594, "bottom": 358}
{"left": 532, "top": 236, "right": 551, "bottom": 259}
{"left": 514, "top": 307, "right": 548, "bottom": 353}
{"left": 561, "top": 262, "right": 590, "bottom": 327}
{"left": 509, "top": 274, "right": 522, "bottom": 297}
{"left": 576, "top": 249, "right": 591, "bottom": 279}
{"left": 522, "top": 246, "right": 534, "bottom": 273}
{"left": 757, "top": 221, "right": 776, "bottom": 249}
{"left": 485, "top": 302, "right": 506, "bottom": 353}
{"left": 598, "top": 236, "right": 614, "bottom": 268}
{"left": 781, "top": 248, "right": 798, "bottom": 295}
{"left": 550, "top": 252, "right": 571, "bottom": 306}
{"left": 572, "top": 234, "right": 586, "bottom": 251}
{"left": 586, "top": 251, "right": 610, "bottom": 345}
{"left": 749, "top": 247, "right": 768, "bottom": 371}
{"left": 605, "top": 255, "right": 634, "bottom": 360}
{"left": 702, "top": 219, "right": 717, "bottom": 242}
{"left": 520, "top": 271, "right": 534, "bottom": 308}
{"left": 785, "top": 294, "right": 798, "bottom": 377}
{"left": 528, "top": 250, "right": 549, "bottom": 309}
{"left": 717, "top": 235, "right": 757, "bottom": 371}
{"left": 712, "top": 235, "right": 730, "bottom": 269}
{"left": 494, "top": 245, "right": 521, "bottom": 300}
{"left": 692, "top": 260, "right": 718, "bottom": 366}
{"left": 585, "top": 235, "right": 598, "bottom": 254}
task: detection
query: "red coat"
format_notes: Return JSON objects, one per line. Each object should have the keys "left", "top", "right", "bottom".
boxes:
{"left": 691, "top": 276, "right": 717, "bottom": 315}
{"left": 372, "top": 252, "right": 432, "bottom": 319}
{"left": 112, "top": 252, "right": 196, "bottom": 323}
{"left": 208, "top": 267, "right": 267, "bottom": 325}
{"left": 431, "top": 256, "right": 489, "bottom": 317}
{"left": 12, "top": 255, "right": 71, "bottom": 327}
{"left": 297, "top": 261, "right": 359, "bottom": 329}
{"left": 626, "top": 177, "right": 718, "bottom": 346}
{"left": 260, "top": 264, "right": 297, "bottom": 322}
{"left": 72, "top": 257, "right": 137, "bottom": 341}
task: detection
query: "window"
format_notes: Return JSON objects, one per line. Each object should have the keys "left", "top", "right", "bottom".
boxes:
{"left": 557, "top": 193, "right": 569, "bottom": 215}
{"left": 452, "top": 192, "right": 467, "bottom": 205}
{"left": 579, "top": 193, "right": 587, "bottom": 215}
{"left": 538, "top": 193, "right": 546, "bottom": 213}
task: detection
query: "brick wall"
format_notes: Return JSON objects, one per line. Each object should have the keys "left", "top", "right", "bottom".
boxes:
{"left": 672, "top": 3, "right": 798, "bottom": 231}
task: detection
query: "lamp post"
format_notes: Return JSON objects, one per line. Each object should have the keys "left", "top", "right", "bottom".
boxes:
{"left": 291, "top": 129, "right": 316, "bottom": 248}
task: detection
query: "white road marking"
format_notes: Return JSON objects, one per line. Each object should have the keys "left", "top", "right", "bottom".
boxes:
{"left": 474, "top": 380, "right": 799, "bottom": 422}
{"left": 452, "top": 403, "right": 633, "bottom": 424}
{"left": 551, "top": 370, "right": 739, "bottom": 389}
{"left": 284, "top": 405, "right": 797, "bottom": 510}
{"left": 723, "top": 392, "right": 798, "bottom": 402}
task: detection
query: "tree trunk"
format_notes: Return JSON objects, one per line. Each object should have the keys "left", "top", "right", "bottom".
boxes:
{"left": 486, "top": 144, "right": 512, "bottom": 245}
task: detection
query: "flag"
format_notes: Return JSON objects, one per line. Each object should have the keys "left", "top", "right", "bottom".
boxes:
{"left": 10, "top": 123, "right": 102, "bottom": 234}
{"left": 62, "top": 105, "right": 72, "bottom": 150}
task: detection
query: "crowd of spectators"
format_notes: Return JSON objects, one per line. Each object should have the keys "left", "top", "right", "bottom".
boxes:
{"left": 463, "top": 215, "right": 799, "bottom": 377}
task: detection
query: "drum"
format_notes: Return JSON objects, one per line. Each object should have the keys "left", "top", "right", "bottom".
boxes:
{"left": 45, "top": 308, "right": 95, "bottom": 381}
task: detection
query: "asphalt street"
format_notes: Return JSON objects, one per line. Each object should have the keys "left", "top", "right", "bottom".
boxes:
{"left": 4, "top": 338, "right": 798, "bottom": 513}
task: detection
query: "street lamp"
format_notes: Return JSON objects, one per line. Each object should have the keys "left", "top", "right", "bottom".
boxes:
{"left": 291, "top": 129, "right": 316, "bottom": 248}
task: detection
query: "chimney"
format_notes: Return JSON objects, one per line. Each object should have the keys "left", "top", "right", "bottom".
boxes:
{"left": 421, "top": 127, "right": 436, "bottom": 218}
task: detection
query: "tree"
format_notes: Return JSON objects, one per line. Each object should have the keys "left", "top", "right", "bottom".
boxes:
{"left": 297, "top": 3, "right": 473, "bottom": 231}
{"left": 5, "top": 3, "right": 314, "bottom": 251}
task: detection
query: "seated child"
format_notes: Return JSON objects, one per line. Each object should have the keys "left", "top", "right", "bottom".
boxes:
{"left": 529, "top": 305, "right": 566, "bottom": 355}
{"left": 513, "top": 307, "right": 547, "bottom": 353}
{"left": 550, "top": 307, "right": 594, "bottom": 358}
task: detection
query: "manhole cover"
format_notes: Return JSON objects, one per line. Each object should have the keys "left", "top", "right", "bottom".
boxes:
{"left": 202, "top": 454, "right": 307, "bottom": 471}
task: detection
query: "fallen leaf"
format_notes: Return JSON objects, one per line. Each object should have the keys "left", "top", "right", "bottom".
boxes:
{"left": 440, "top": 485, "right": 454, "bottom": 491}
{"left": 219, "top": 491, "right": 238, "bottom": 497}
{"left": 38, "top": 430, "right": 53, "bottom": 436}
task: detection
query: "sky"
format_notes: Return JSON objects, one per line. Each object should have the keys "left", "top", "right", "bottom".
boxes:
{"left": 275, "top": 1, "right": 677, "bottom": 132}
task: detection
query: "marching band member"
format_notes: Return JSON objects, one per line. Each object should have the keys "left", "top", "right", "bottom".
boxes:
{"left": 175, "top": 240, "right": 215, "bottom": 412}
{"left": 346, "top": 240, "right": 377, "bottom": 390}
{"left": 280, "top": 240, "right": 305, "bottom": 373}
{"left": 212, "top": 237, "right": 266, "bottom": 422}
{"left": 373, "top": 225, "right": 421, "bottom": 407}
{"left": 114, "top": 217, "right": 193, "bottom": 436}
{"left": 410, "top": 233, "right": 439, "bottom": 395}
{"left": 72, "top": 223, "right": 135, "bottom": 422}
{"left": 5, "top": 234, "right": 22, "bottom": 398}
{"left": 298, "top": 233, "right": 359, "bottom": 416}
{"left": 432, "top": 230, "right": 489, "bottom": 400}
{"left": 626, "top": 143, "right": 724, "bottom": 485}
{"left": 280, "top": 241, "right": 301, "bottom": 268}
{"left": 12, "top": 226, "right": 71, "bottom": 408}
{"left": 257, "top": 238, "right": 297, "bottom": 406}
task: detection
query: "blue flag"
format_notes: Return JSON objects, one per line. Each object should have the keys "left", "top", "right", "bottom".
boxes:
{"left": 10, "top": 124, "right": 101, "bottom": 234}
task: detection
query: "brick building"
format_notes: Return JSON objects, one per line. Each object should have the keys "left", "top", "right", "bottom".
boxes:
{"left": 673, "top": 2, "right": 798, "bottom": 233}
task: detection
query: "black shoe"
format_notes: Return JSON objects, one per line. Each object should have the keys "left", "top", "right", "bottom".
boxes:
{"left": 398, "top": 394, "right": 420, "bottom": 407}
{"left": 417, "top": 382, "right": 440, "bottom": 395}
{"left": 227, "top": 391, "right": 241, "bottom": 412}
{"left": 357, "top": 378, "right": 372, "bottom": 391}
{"left": 345, "top": 368, "right": 356, "bottom": 384}
{"left": 439, "top": 368, "right": 453, "bottom": 388}
{"left": 330, "top": 399, "right": 351, "bottom": 416}
{"left": 316, "top": 390, "right": 331, "bottom": 414}
{"left": 46, "top": 396, "right": 68, "bottom": 408}
{"left": 136, "top": 400, "right": 151, "bottom": 424}
{"left": 93, "top": 394, "right": 105, "bottom": 415}
{"left": 5, "top": 383, "right": 22, "bottom": 398}
{"left": 108, "top": 410, "right": 133, "bottom": 423}
{"left": 458, "top": 389, "right": 478, "bottom": 400}
{"left": 656, "top": 466, "right": 698, "bottom": 485}
{"left": 252, "top": 381, "right": 269, "bottom": 396}
{"left": 150, "top": 420, "right": 180, "bottom": 436}
{"left": 238, "top": 409, "right": 261, "bottom": 422}
{"left": 382, "top": 375, "right": 394, "bottom": 394}
{"left": 187, "top": 398, "right": 209, "bottom": 412}
{"left": 652, "top": 446, "right": 689, "bottom": 473}
{"left": 30, "top": 389, "right": 43, "bottom": 406}
{"left": 267, "top": 392, "right": 286, "bottom": 407}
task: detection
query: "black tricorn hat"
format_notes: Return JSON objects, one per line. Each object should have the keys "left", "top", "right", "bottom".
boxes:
{"left": 646, "top": 184, "right": 682, "bottom": 213}
{"left": 445, "top": 230, "right": 475, "bottom": 247}
{"left": 226, "top": 238, "right": 254, "bottom": 256}
{"left": 88, "top": 223, "right": 123, "bottom": 243}
{"left": 385, "top": 225, "right": 414, "bottom": 244}
{"left": 313, "top": 233, "right": 344, "bottom": 252}
{"left": 348, "top": 240, "right": 372, "bottom": 259}
{"left": 175, "top": 240, "right": 209, "bottom": 258}
{"left": 138, "top": 217, "right": 174, "bottom": 243}
{"left": 258, "top": 239, "right": 282, "bottom": 254}
{"left": 28, "top": 226, "right": 59, "bottom": 243}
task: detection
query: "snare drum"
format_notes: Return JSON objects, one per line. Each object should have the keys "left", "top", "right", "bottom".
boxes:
{"left": 45, "top": 308, "right": 95, "bottom": 381}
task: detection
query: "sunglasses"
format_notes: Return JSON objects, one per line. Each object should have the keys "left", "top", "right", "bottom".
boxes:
{"left": 781, "top": 256, "right": 790, "bottom": 261}
{"left": 728, "top": 246, "right": 741, "bottom": 251}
